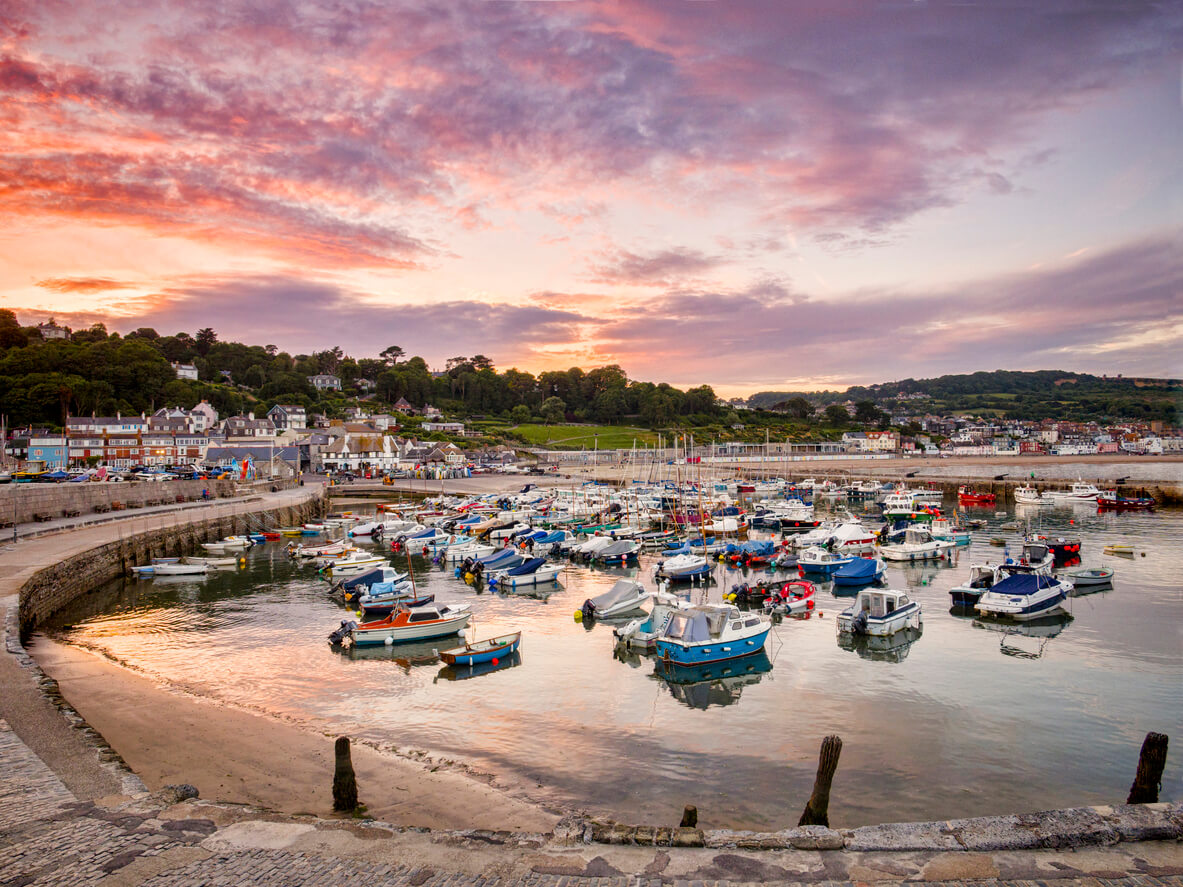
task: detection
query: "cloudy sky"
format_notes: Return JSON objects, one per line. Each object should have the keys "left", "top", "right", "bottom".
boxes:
{"left": 2, "top": 0, "right": 1180, "bottom": 395}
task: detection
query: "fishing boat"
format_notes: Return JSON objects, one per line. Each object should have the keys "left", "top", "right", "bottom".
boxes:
{"left": 1048, "top": 481, "right": 1102, "bottom": 503}
{"left": 957, "top": 486, "right": 996, "bottom": 505}
{"left": 1096, "top": 492, "right": 1156, "bottom": 511}
{"left": 342, "top": 603, "right": 472, "bottom": 646}
{"left": 654, "top": 552, "right": 712, "bottom": 582}
{"left": 1025, "top": 532, "right": 1081, "bottom": 564}
{"left": 438, "top": 631, "right": 521, "bottom": 667}
{"left": 974, "top": 573, "right": 1071, "bottom": 621}
{"left": 655, "top": 604, "right": 772, "bottom": 666}
{"left": 832, "top": 557, "right": 886, "bottom": 586}
{"left": 836, "top": 588, "right": 922, "bottom": 637}
{"left": 1064, "top": 566, "right": 1114, "bottom": 587}
{"left": 579, "top": 579, "right": 649, "bottom": 619}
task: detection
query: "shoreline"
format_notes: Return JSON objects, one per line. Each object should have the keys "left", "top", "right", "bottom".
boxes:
{"left": 29, "top": 635, "right": 565, "bottom": 832}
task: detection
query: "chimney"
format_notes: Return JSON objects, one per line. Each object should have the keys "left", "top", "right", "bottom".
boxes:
{"left": 248, "top": 412, "right": 255, "bottom": 421}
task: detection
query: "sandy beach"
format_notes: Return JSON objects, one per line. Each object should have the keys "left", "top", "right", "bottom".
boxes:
{"left": 30, "top": 636, "right": 563, "bottom": 832}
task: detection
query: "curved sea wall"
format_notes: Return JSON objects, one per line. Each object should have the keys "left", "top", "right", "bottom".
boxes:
{"left": 17, "top": 490, "right": 325, "bottom": 638}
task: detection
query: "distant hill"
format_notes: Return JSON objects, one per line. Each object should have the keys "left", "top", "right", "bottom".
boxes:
{"left": 749, "top": 370, "right": 1180, "bottom": 424}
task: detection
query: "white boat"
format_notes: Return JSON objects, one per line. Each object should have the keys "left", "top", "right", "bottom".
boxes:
{"left": 948, "top": 543, "right": 1054, "bottom": 607}
{"left": 1064, "top": 566, "right": 1114, "bottom": 587}
{"left": 446, "top": 542, "right": 497, "bottom": 563}
{"left": 292, "top": 540, "right": 350, "bottom": 559}
{"left": 499, "top": 563, "right": 565, "bottom": 588}
{"left": 1013, "top": 484, "right": 1054, "bottom": 506}
{"left": 326, "top": 553, "right": 388, "bottom": 577}
{"left": 837, "top": 588, "right": 922, "bottom": 637}
{"left": 580, "top": 579, "right": 650, "bottom": 619}
{"left": 818, "top": 521, "right": 877, "bottom": 554}
{"left": 185, "top": 556, "right": 241, "bottom": 567}
{"left": 654, "top": 553, "right": 711, "bottom": 581}
{"left": 1048, "top": 481, "right": 1102, "bottom": 503}
{"left": 151, "top": 562, "right": 210, "bottom": 576}
{"left": 879, "top": 527, "right": 955, "bottom": 562}
{"left": 975, "top": 573, "right": 1072, "bottom": 621}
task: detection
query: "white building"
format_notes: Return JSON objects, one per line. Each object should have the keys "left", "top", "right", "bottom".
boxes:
{"left": 308, "top": 374, "right": 342, "bottom": 391}
{"left": 267, "top": 404, "right": 307, "bottom": 431}
{"left": 171, "top": 362, "right": 199, "bottom": 380}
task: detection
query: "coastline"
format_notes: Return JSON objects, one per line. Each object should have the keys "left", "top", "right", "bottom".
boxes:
{"left": 30, "top": 635, "right": 564, "bottom": 832}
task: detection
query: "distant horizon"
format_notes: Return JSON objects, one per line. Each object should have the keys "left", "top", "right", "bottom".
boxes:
{"left": 3, "top": 2, "right": 1180, "bottom": 395}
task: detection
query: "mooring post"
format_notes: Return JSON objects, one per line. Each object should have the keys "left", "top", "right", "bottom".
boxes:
{"left": 333, "top": 736, "right": 358, "bottom": 812}
{"left": 679, "top": 804, "right": 698, "bottom": 828}
{"left": 1127, "top": 732, "right": 1168, "bottom": 804}
{"left": 798, "top": 735, "right": 842, "bottom": 827}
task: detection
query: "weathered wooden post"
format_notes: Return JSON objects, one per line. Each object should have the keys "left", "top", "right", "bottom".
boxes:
{"left": 1127, "top": 732, "right": 1168, "bottom": 804}
{"left": 799, "top": 735, "right": 842, "bottom": 827}
{"left": 679, "top": 805, "right": 698, "bottom": 827}
{"left": 333, "top": 736, "right": 358, "bottom": 812}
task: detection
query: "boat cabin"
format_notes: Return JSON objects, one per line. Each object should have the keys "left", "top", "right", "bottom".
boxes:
{"left": 663, "top": 605, "right": 760, "bottom": 642}
{"left": 851, "top": 589, "right": 911, "bottom": 620}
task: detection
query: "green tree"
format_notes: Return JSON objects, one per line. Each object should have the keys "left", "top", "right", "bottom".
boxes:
{"left": 781, "top": 397, "right": 813, "bottom": 420}
{"left": 824, "top": 404, "right": 849, "bottom": 426}
{"left": 0, "top": 309, "right": 27, "bottom": 349}
{"left": 510, "top": 404, "right": 531, "bottom": 424}
{"left": 195, "top": 328, "right": 218, "bottom": 355}
{"left": 380, "top": 345, "right": 404, "bottom": 366}
{"left": 854, "top": 400, "right": 882, "bottom": 424}
{"left": 540, "top": 396, "right": 566, "bottom": 424}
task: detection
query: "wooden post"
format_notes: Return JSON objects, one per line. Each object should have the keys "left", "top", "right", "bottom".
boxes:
{"left": 679, "top": 805, "right": 698, "bottom": 828}
{"left": 1127, "top": 732, "right": 1168, "bottom": 804}
{"left": 799, "top": 735, "right": 842, "bottom": 827}
{"left": 333, "top": 736, "right": 358, "bottom": 812}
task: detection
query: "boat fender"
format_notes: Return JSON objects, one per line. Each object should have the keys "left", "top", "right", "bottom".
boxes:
{"left": 573, "top": 610, "right": 583, "bottom": 622}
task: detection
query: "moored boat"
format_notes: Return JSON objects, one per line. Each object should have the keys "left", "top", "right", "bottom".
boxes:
{"left": 836, "top": 588, "right": 922, "bottom": 636}
{"left": 1096, "top": 492, "right": 1155, "bottom": 511}
{"left": 655, "top": 603, "right": 771, "bottom": 666}
{"left": 974, "top": 573, "right": 1071, "bottom": 621}
{"left": 580, "top": 579, "right": 649, "bottom": 619}
{"left": 1064, "top": 566, "right": 1114, "bottom": 587}
{"left": 343, "top": 603, "right": 472, "bottom": 646}
{"left": 438, "top": 631, "right": 521, "bottom": 666}
{"left": 957, "top": 486, "right": 996, "bottom": 505}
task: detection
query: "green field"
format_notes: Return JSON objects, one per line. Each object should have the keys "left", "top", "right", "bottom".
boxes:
{"left": 509, "top": 424, "right": 659, "bottom": 450}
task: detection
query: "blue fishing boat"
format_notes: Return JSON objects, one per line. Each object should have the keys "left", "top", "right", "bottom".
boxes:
{"left": 438, "top": 631, "right": 522, "bottom": 667}
{"left": 656, "top": 604, "right": 771, "bottom": 665}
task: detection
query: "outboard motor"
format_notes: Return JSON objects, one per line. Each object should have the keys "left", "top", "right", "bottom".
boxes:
{"left": 851, "top": 611, "right": 869, "bottom": 636}
{"left": 580, "top": 599, "right": 597, "bottom": 622}
{"left": 327, "top": 619, "right": 356, "bottom": 646}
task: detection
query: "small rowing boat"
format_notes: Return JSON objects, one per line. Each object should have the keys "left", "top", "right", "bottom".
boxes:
{"left": 438, "top": 631, "right": 522, "bottom": 667}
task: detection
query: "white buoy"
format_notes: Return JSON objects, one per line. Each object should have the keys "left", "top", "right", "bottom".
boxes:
{"left": 384, "top": 636, "right": 393, "bottom": 646}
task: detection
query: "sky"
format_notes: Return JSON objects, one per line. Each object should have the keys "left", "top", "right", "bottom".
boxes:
{"left": 1, "top": 0, "right": 1181, "bottom": 397}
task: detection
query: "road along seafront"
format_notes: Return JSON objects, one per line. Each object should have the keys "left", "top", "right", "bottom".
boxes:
{"left": 1, "top": 471, "right": 1181, "bottom": 885}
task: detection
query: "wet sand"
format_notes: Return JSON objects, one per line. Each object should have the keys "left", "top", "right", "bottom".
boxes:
{"left": 31, "top": 637, "right": 563, "bottom": 832}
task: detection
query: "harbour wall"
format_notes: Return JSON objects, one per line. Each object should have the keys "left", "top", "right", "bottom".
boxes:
{"left": 17, "top": 489, "right": 325, "bottom": 638}
{"left": 0, "top": 478, "right": 240, "bottom": 527}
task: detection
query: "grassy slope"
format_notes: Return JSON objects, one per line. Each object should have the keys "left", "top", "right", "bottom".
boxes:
{"left": 508, "top": 424, "right": 659, "bottom": 450}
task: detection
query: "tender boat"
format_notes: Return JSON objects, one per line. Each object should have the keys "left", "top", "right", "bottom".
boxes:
{"left": 655, "top": 604, "right": 772, "bottom": 666}
{"left": 654, "top": 553, "right": 712, "bottom": 581}
{"left": 1103, "top": 544, "right": 1135, "bottom": 557}
{"left": 974, "top": 573, "right": 1071, "bottom": 621}
{"left": 325, "top": 553, "right": 388, "bottom": 577}
{"left": 438, "top": 631, "right": 521, "bottom": 667}
{"left": 150, "top": 562, "right": 210, "bottom": 576}
{"left": 762, "top": 579, "right": 816, "bottom": 614}
{"left": 1064, "top": 566, "right": 1114, "bottom": 587}
{"left": 344, "top": 603, "right": 472, "bottom": 646}
{"left": 832, "top": 557, "right": 886, "bottom": 586}
{"left": 836, "top": 588, "right": 922, "bottom": 637}
{"left": 580, "top": 579, "right": 649, "bottom": 619}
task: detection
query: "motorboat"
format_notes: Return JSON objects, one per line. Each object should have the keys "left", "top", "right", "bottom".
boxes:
{"left": 339, "top": 603, "right": 472, "bottom": 646}
{"left": 974, "top": 573, "right": 1071, "bottom": 621}
{"left": 357, "top": 588, "right": 435, "bottom": 616}
{"left": 832, "top": 557, "right": 885, "bottom": 586}
{"left": 580, "top": 579, "right": 649, "bottom": 619}
{"left": 655, "top": 603, "right": 772, "bottom": 666}
{"left": 654, "top": 553, "right": 712, "bottom": 582}
{"left": 796, "top": 546, "right": 855, "bottom": 576}
{"left": 929, "top": 517, "right": 972, "bottom": 546}
{"left": 948, "top": 544, "right": 1053, "bottom": 607}
{"left": 1096, "top": 492, "right": 1155, "bottom": 510}
{"left": 335, "top": 567, "right": 408, "bottom": 600}
{"left": 592, "top": 540, "right": 641, "bottom": 564}
{"left": 836, "top": 588, "right": 922, "bottom": 636}
{"left": 878, "top": 527, "right": 954, "bottom": 562}
{"left": 488, "top": 557, "right": 565, "bottom": 588}
{"left": 614, "top": 590, "right": 692, "bottom": 652}
{"left": 1048, "top": 481, "right": 1102, "bottom": 503}
{"left": 761, "top": 579, "right": 816, "bottom": 614}
{"left": 1025, "top": 532, "right": 1081, "bottom": 564}
{"left": 150, "top": 562, "right": 210, "bottom": 576}
{"left": 438, "top": 631, "right": 521, "bottom": 667}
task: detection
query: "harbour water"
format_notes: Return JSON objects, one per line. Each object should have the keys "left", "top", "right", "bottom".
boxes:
{"left": 41, "top": 496, "right": 1182, "bottom": 829}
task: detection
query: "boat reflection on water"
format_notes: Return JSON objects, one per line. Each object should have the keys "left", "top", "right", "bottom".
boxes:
{"left": 336, "top": 638, "right": 445, "bottom": 671}
{"left": 972, "top": 614, "right": 1072, "bottom": 660}
{"left": 651, "top": 650, "right": 772, "bottom": 710}
{"left": 436, "top": 650, "right": 523, "bottom": 682}
{"left": 836, "top": 626, "right": 922, "bottom": 663}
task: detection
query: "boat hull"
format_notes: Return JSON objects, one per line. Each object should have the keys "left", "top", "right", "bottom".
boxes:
{"left": 439, "top": 632, "right": 521, "bottom": 666}
{"left": 837, "top": 602, "right": 922, "bottom": 636}
{"left": 656, "top": 627, "right": 769, "bottom": 666}
{"left": 351, "top": 613, "right": 470, "bottom": 646}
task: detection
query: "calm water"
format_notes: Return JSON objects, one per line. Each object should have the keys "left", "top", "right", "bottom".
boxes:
{"left": 42, "top": 498, "right": 1183, "bottom": 829}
